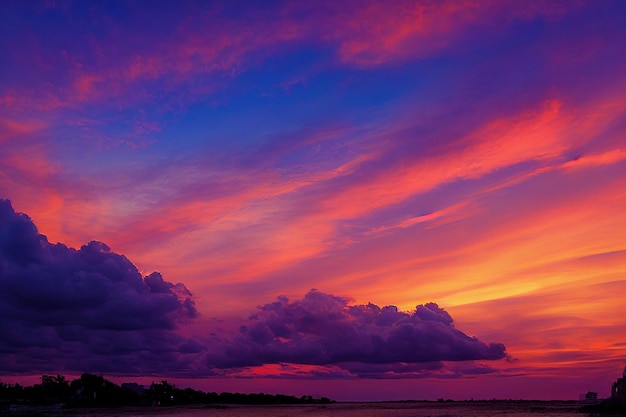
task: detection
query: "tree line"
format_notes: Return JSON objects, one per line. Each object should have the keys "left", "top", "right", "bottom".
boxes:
{"left": 0, "top": 374, "right": 333, "bottom": 408}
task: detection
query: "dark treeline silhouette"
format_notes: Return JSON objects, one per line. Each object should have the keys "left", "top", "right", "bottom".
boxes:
{"left": 0, "top": 374, "right": 333, "bottom": 409}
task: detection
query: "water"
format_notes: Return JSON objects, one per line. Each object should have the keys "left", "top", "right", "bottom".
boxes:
{"left": 28, "top": 401, "right": 594, "bottom": 416}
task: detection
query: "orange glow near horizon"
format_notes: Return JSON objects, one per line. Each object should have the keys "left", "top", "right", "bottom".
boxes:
{"left": 1, "top": 0, "right": 625, "bottom": 401}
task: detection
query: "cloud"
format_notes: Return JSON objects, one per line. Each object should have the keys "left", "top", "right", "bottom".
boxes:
{"left": 0, "top": 199, "right": 507, "bottom": 378}
{"left": 0, "top": 199, "right": 198, "bottom": 374}
{"left": 322, "top": 0, "right": 586, "bottom": 67}
{"left": 0, "top": 0, "right": 587, "bottom": 120}
{"left": 204, "top": 289, "right": 507, "bottom": 377}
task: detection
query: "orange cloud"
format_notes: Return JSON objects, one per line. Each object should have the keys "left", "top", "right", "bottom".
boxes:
{"left": 322, "top": 86, "right": 625, "bottom": 222}
{"left": 448, "top": 274, "right": 626, "bottom": 380}
{"left": 562, "top": 149, "right": 626, "bottom": 170}
{"left": 321, "top": 100, "right": 566, "bottom": 219}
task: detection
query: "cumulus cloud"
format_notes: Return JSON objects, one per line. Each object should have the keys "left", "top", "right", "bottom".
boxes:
{"left": 0, "top": 199, "right": 506, "bottom": 378}
{"left": 204, "top": 289, "right": 507, "bottom": 377}
{"left": 0, "top": 199, "right": 198, "bottom": 374}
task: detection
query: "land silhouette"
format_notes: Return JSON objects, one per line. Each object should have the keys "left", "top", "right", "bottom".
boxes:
{"left": 581, "top": 367, "right": 626, "bottom": 414}
{"left": 3, "top": 372, "right": 626, "bottom": 416}
{"left": 0, "top": 374, "right": 332, "bottom": 410}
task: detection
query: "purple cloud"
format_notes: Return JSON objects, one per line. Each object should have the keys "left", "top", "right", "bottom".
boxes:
{"left": 1, "top": 199, "right": 506, "bottom": 378}
{"left": 0, "top": 199, "right": 198, "bottom": 374}
{"left": 204, "top": 289, "right": 507, "bottom": 376}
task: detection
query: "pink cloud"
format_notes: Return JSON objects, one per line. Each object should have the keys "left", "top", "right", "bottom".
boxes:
{"left": 562, "top": 149, "right": 626, "bottom": 170}
{"left": 0, "top": 118, "right": 49, "bottom": 143}
{"left": 0, "top": 0, "right": 589, "bottom": 118}
{"left": 321, "top": 0, "right": 585, "bottom": 67}
{"left": 316, "top": 96, "right": 620, "bottom": 221}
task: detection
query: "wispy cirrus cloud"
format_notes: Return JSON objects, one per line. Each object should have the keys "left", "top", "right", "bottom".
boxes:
{"left": 0, "top": 0, "right": 589, "bottom": 119}
{"left": 324, "top": 0, "right": 585, "bottom": 67}
{"left": 1, "top": 0, "right": 625, "bottom": 399}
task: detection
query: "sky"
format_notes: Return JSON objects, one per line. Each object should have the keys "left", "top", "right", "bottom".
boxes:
{"left": 1, "top": 0, "right": 625, "bottom": 402}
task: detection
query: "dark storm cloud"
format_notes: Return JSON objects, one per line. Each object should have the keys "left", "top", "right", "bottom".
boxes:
{"left": 204, "top": 289, "right": 507, "bottom": 376}
{"left": 0, "top": 199, "right": 199, "bottom": 374}
{"left": 1, "top": 199, "right": 506, "bottom": 378}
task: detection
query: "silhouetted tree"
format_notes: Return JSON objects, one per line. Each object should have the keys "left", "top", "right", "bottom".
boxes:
{"left": 69, "top": 373, "right": 125, "bottom": 406}
{"left": 148, "top": 380, "right": 170, "bottom": 405}
{"left": 41, "top": 375, "right": 70, "bottom": 399}
{"left": 0, "top": 382, "right": 24, "bottom": 400}
{"left": 0, "top": 374, "right": 334, "bottom": 408}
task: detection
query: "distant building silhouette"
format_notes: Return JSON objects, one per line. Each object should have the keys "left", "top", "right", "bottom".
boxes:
{"left": 580, "top": 390, "right": 600, "bottom": 405}
{"left": 611, "top": 366, "right": 626, "bottom": 404}
{"left": 585, "top": 392, "right": 598, "bottom": 401}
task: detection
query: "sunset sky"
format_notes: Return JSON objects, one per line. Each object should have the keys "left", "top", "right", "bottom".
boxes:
{"left": 1, "top": 0, "right": 625, "bottom": 401}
